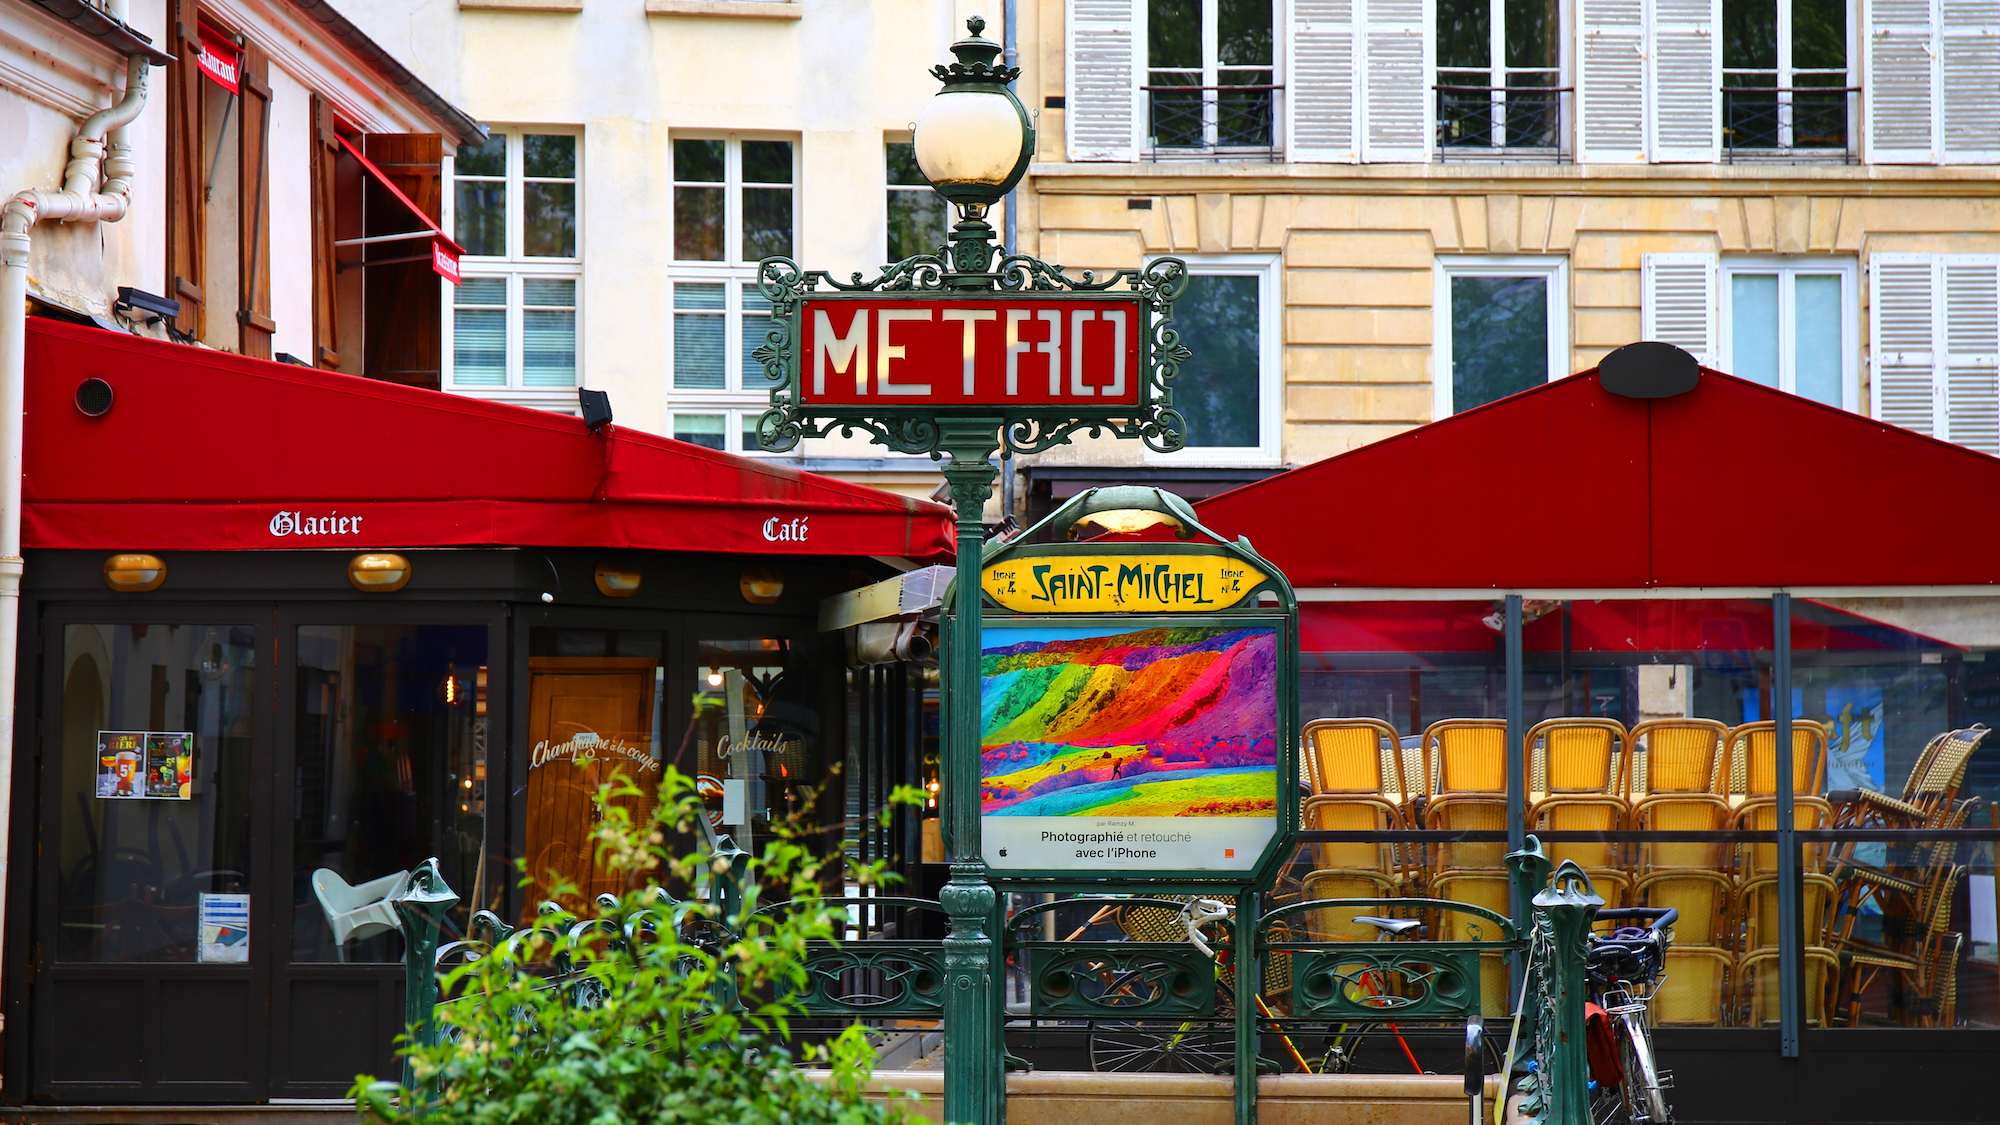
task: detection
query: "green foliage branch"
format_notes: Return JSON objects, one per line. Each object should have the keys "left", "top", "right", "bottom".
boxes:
{"left": 352, "top": 768, "right": 925, "bottom": 1125}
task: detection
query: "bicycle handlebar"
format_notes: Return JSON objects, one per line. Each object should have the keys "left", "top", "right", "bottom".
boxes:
{"left": 1591, "top": 906, "right": 1678, "bottom": 934}
{"left": 1181, "top": 897, "right": 1232, "bottom": 956}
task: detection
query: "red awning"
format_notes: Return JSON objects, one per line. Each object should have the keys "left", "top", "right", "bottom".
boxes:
{"left": 1194, "top": 365, "right": 2000, "bottom": 589}
{"left": 337, "top": 135, "right": 464, "bottom": 283}
{"left": 23, "top": 319, "right": 953, "bottom": 562}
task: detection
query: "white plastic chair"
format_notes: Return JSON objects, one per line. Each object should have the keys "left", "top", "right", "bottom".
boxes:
{"left": 313, "top": 867, "right": 411, "bottom": 959}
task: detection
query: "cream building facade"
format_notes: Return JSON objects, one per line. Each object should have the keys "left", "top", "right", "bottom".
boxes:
{"left": 1006, "top": 0, "right": 2000, "bottom": 516}
{"left": 339, "top": 0, "right": 1008, "bottom": 499}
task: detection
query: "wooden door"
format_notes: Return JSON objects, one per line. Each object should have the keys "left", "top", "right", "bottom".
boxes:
{"left": 523, "top": 658, "right": 659, "bottom": 916}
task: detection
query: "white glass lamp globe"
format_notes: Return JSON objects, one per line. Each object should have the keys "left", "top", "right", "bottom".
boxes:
{"left": 914, "top": 89, "right": 1027, "bottom": 202}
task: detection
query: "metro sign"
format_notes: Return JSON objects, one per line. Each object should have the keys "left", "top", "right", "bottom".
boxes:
{"left": 797, "top": 296, "right": 1143, "bottom": 408}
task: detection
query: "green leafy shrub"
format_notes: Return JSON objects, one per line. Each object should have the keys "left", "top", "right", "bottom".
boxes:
{"left": 352, "top": 769, "right": 918, "bottom": 1125}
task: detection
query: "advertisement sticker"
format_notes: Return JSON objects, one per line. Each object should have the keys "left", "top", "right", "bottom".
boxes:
{"left": 96, "top": 731, "right": 146, "bottom": 798}
{"left": 198, "top": 893, "right": 250, "bottom": 963}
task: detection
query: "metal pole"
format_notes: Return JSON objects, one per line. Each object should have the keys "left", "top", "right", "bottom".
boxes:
{"left": 1235, "top": 887, "right": 1258, "bottom": 1125}
{"left": 939, "top": 421, "right": 1003, "bottom": 1125}
{"left": 1773, "top": 592, "right": 1801, "bottom": 1057}
{"left": 1505, "top": 595, "right": 1526, "bottom": 932}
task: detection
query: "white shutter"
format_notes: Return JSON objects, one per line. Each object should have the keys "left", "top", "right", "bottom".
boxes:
{"left": 1287, "top": 0, "right": 1360, "bottom": 162}
{"left": 1642, "top": 252, "right": 1719, "bottom": 366}
{"left": 1067, "top": 0, "right": 1142, "bottom": 161}
{"left": 1358, "top": 0, "right": 1433, "bottom": 162}
{"left": 1941, "top": 256, "right": 2000, "bottom": 453}
{"left": 1939, "top": 0, "right": 2000, "bottom": 162}
{"left": 1869, "top": 253, "right": 1943, "bottom": 435}
{"left": 1577, "top": 0, "right": 1648, "bottom": 163}
{"left": 1647, "top": 0, "right": 1721, "bottom": 162}
{"left": 1865, "top": 0, "right": 1942, "bottom": 163}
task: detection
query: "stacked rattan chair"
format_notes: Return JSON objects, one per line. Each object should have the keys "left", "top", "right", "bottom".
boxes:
{"left": 1627, "top": 720, "right": 1736, "bottom": 1025}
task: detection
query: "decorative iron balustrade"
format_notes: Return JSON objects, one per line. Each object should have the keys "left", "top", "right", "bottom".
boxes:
{"left": 1434, "top": 85, "right": 1571, "bottom": 161}
{"left": 1142, "top": 85, "right": 1281, "bottom": 161}
{"left": 1722, "top": 86, "right": 1859, "bottom": 162}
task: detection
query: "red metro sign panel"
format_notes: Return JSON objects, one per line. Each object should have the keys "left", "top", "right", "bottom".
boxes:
{"left": 797, "top": 297, "right": 1143, "bottom": 408}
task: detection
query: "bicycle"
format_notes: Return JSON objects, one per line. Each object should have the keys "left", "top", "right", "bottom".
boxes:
{"left": 1584, "top": 906, "right": 1677, "bottom": 1125}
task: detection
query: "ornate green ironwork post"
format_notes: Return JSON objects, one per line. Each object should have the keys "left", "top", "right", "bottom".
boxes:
{"left": 393, "top": 858, "right": 460, "bottom": 1098}
{"left": 938, "top": 422, "right": 1004, "bottom": 1125}
{"left": 1513, "top": 862, "right": 1600, "bottom": 1125}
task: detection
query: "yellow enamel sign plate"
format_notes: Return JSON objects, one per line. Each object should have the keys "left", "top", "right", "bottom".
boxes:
{"left": 981, "top": 554, "right": 1267, "bottom": 613}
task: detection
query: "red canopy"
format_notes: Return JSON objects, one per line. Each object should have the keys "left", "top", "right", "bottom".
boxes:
{"left": 23, "top": 318, "right": 953, "bottom": 562}
{"left": 1195, "top": 364, "right": 2000, "bottom": 589}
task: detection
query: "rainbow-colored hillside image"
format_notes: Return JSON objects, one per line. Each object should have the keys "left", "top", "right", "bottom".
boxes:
{"left": 981, "top": 624, "right": 1277, "bottom": 818}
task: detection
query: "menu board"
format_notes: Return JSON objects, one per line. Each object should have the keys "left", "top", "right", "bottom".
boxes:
{"left": 96, "top": 730, "right": 193, "bottom": 799}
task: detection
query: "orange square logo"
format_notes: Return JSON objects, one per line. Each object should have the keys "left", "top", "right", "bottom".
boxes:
{"left": 1224, "top": 848, "right": 1235, "bottom": 858}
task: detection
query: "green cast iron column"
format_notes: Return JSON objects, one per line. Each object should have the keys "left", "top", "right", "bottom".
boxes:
{"left": 939, "top": 419, "right": 1003, "bottom": 1125}
{"left": 1522, "top": 867, "right": 1601, "bottom": 1125}
{"left": 394, "top": 858, "right": 459, "bottom": 1099}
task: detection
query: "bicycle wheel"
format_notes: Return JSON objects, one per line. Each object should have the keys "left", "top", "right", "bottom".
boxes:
{"left": 1616, "top": 1012, "right": 1671, "bottom": 1125}
{"left": 1317, "top": 1022, "right": 1502, "bottom": 1076}
{"left": 1089, "top": 1021, "right": 1234, "bottom": 1073}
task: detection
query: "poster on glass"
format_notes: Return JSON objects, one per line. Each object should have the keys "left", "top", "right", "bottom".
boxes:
{"left": 979, "top": 622, "right": 1280, "bottom": 873}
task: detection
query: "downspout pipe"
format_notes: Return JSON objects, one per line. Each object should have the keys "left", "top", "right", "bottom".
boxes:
{"left": 0, "top": 32, "right": 152, "bottom": 1028}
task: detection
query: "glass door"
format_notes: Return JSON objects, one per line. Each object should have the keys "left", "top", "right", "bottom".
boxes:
{"left": 34, "top": 615, "right": 270, "bottom": 1102}
{"left": 267, "top": 613, "right": 497, "bottom": 1098}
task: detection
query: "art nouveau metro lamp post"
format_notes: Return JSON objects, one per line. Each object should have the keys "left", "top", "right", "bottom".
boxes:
{"left": 912, "top": 15, "right": 1034, "bottom": 279}
{"left": 755, "top": 20, "right": 1190, "bottom": 1123}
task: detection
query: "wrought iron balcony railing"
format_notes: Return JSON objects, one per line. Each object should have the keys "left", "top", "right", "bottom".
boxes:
{"left": 1721, "top": 86, "right": 1859, "bottom": 162}
{"left": 1143, "top": 84, "right": 1280, "bottom": 161}
{"left": 1434, "top": 85, "right": 1571, "bottom": 161}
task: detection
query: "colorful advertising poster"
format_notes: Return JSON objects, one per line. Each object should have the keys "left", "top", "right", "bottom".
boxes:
{"left": 144, "top": 732, "right": 194, "bottom": 799}
{"left": 96, "top": 731, "right": 146, "bottom": 798}
{"left": 198, "top": 893, "right": 250, "bottom": 963}
{"left": 979, "top": 623, "right": 1279, "bottom": 873}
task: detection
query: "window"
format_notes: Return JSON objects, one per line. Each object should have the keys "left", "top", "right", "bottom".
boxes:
{"left": 1437, "top": 0, "right": 1563, "bottom": 152}
{"left": 670, "top": 136, "right": 796, "bottom": 448}
{"left": 1640, "top": 252, "right": 1859, "bottom": 412}
{"left": 448, "top": 128, "right": 582, "bottom": 407}
{"left": 1146, "top": 0, "right": 1274, "bottom": 153}
{"left": 1150, "top": 256, "right": 1281, "bottom": 461}
{"left": 1433, "top": 257, "right": 1570, "bottom": 417}
{"left": 670, "top": 410, "right": 770, "bottom": 455}
{"left": 886, "top": 141, "right": 948, "bottom": 262}
{"left": 1721, "top": 258, "right": 1858, "bottom": 409}
{"left": 1721, "top": 0, "right": 1850, "bottom": 154}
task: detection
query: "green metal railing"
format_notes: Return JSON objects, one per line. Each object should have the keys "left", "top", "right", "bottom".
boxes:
{"left": 395, "top": 837, "right": 1603, "bottom": 1125}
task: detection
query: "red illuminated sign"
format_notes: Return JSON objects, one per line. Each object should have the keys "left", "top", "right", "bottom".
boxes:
{"left": 797, "top": 297, "right": 1142, "bottom": 408}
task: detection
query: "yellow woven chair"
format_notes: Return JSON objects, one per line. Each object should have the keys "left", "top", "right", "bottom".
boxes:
{"left": 1422, "top": 718, "right": 1515, "bottom": 874}
{"left": 1728, "top": 720, "right": 1831, "bottom": 877}
{"left": 1736, "top": 872, "right": 1839, "bottom": 955}
{"left": 1628, "top": 719, "right": 1735, "bottom": 875}
{"left": 1739, "top": 946, "right": 1840, "bottom": 1026}
{"left": 1301, "top": 718, "right": 1418, "bottom": 889}
{"left": 1298, "top": 869, "right": 1403, "bottom": 943}
{"left": 1634, "top": 869, "right": 1733, "bottom": 948}
{"left": 1840, "top": 864, "right": 1965, "bottom": 1026}
{"left": 1428, "top": 870, "right": 1513, "bottom": 1017}
{"left": 1830, "top": 725, "right": 1990, "bottom": 833}
{"left": 1526, "top": 717, "right": 1632, "bottom": 905}
{"left": 1652, "top": 946, "right": 1731, "bottom": 1026}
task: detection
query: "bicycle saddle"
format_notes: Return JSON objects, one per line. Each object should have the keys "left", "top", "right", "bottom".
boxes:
{"left": 1354, "top": 916, "right": 1423, "bottom": 937}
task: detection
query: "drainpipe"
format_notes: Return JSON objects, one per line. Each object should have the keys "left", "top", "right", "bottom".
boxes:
{"left": 0, "top": 12, "right": 152, "bottom": 1026}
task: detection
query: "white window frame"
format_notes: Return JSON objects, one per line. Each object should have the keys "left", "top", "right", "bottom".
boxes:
{"left": 1432, "top": 255, "right": 1570, "bottom": 419}
{"left": 1144, "top": 0, "right": 1279, "bottom": 153}
{"left": 1434, "top": 0, "right": 1568, "bottom": 152}
{"left": 1144, "top": 253, "right": 1283, "bottom": 465}
{"left": 669, "top": 408, "right": 778, "bottom": 456}
{"left": 443, "top": 126, "right": 584, "bottom": 410}
{"left": 1718, "top": 0, "right": 1857, "bottom": 155}
{"left": 1718, "top": 256, "right": 1861, "bottom": 410}
{"left": 667, "top": 133, "right": 799, "bottom": 444}
{"left": 883, "top": 134, "right": 948, "bottom": 263}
